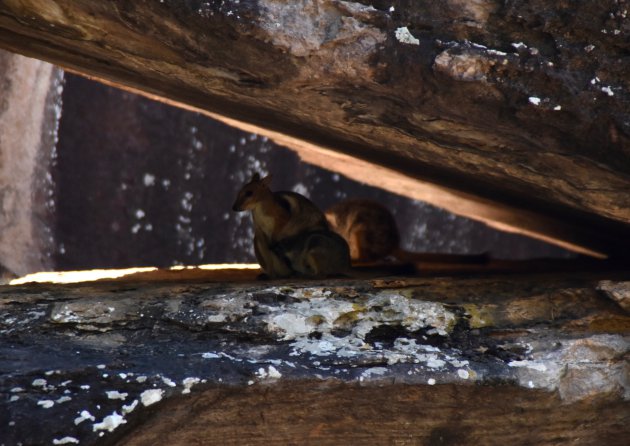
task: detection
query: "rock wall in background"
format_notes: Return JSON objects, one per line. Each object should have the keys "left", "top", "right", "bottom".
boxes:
{"left": 0, "top": 51, "right": 63, "bottom": 276}
{"left": 52, "top": 74, "right": 570, "bottom": 270}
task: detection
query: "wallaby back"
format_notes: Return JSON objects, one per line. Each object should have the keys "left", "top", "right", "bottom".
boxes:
{"left": 271, "top": 191, "right": 329, "bottom": 240}
{"left": 326, "top": 198, "right": 489, "bottom": 265}
{"left": 326, "top": 199, "right": 400, "bottom": 262}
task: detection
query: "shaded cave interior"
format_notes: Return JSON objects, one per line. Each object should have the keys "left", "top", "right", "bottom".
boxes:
{"left": 48, "top": 73, "right": 573, "bottom": 274}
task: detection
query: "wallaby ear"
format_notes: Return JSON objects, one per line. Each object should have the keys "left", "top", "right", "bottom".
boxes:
{"left": 260, "top": 174, "right": 273, "bottom": 186}
{"left": 251, "top": 172, "right": 261, "bottom": 182}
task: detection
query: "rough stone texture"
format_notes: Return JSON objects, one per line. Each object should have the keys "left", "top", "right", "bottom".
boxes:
{"left": 0, "top": 51, "right": 63, "bottom": 276}
{"left": 598, "top": 280, "right": 630, "bottom": 313}
{"left": 0, "top": 1, "right": 628, "bottom": 257}
{"left": 1, "top": 269, "right": 628, "bottom": 445}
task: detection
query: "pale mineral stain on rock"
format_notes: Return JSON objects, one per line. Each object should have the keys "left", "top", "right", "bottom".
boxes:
{"left": 257, "top": 0, "right": 386, "bottom": 78}
{"left": 140, "top": 389, "right": 164, "bottom": 407}
{"left": 395, "top": 27, "right": 420, "bottom": 45}
{"left": 434, "top": 48, "right": 494, "bottom": 82}
{"left": 598, "top": 280, "right": 630, "bottom": 312}
{"left": 92, "top": 411, "right": 127, "bottom": 433}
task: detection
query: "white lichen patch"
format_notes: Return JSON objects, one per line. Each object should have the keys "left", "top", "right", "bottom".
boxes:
{"left": 265, "top": 288, "right": 455, "bottom": 342}
{"left": 395, "top": 27, "right": 419, "bottom": 45}
{"left": 182, "top": 377, "right": 201, "bottom": 394}
{"left": 206, "top": 314, "right": 227, "bottom": 323}
{"left": 377, "top": 293, "right": 455, "bottom": 333}
{"left": 161, "top": 376, "right": 177, "bottom": 387}
{"left": 140, "top": 389, "right": 164, "bottom": 407}
{"left": 261, "top": 288, "right": 459, "bottom": 374}
{"left": 122, "top": 400, "right": 139, "bottom": 414}
{"left": 403, "top": 341, "right": 450, "bottom": 369}
{"left": 508, "top": 360, "right": 547, "bottom": 372}
{"left": 93, "top": 412, "right": 126, "bottom": 432}
{"left": 74, "top": 410, "right": 95, "bottom": 425}
{"left": 267, "top": 365, "right": 282, "bottom": 378}
{"left": 255, "top": 365, "right": 282, "bottom": 380}
{"left": 105, "top": 390, "right": 128, "bottom": 400}
{"left": 266, "top": 294, "right": 356, "bottom": 340}
{"left": 450, "top": 359, "right": 469, "bottom": 368}
{"left": 486, "top": 49, "right": 508, "bottom": 56}
{"left": 425, "top": 356, "right": 446, "bottom": 369}
{"left": 53, "top": 437, "right": 79, "bottom": 445}
{"left": 528, "top": 97, "right": 541, "bottom": 106}
{"left": 143, "top": 173, "right": 156, "bottom": 187}
{"left": 37, "top": 399, "right": 55, "bottom": 409}
{"left": 196, "top": 294, "right": 253, "bottom": 325}
{"left": 359, "top": 367, "right": 388, "bottom": 382}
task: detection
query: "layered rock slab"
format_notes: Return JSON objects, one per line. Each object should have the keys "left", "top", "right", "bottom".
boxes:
{"left": 1, "top": 270, "right": 628, "bottom": 445}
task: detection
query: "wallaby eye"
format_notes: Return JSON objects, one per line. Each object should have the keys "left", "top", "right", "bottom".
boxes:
{"left": 244, "top": 190, "right": 253, "bottom": 197}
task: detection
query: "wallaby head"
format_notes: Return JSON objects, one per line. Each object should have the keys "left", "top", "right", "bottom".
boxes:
{"left": 232, "top": 173, "right": 273, "bottom": 212}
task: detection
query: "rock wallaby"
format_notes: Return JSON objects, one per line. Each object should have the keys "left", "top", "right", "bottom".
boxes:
{"left": 232, "top": 173, "right": 350, "bottom": 278}
{"left": 326, "top": 199, "right": 488, "bottom": 264}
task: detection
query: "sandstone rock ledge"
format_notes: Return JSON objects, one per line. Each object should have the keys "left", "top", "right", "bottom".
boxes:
{"left": 1, "top": 270, "right": 629, "bottom": 445}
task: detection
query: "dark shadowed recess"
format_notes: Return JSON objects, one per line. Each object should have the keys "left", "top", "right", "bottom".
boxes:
{"left": 53, "top": 74, "right": 571, "bottom": 270}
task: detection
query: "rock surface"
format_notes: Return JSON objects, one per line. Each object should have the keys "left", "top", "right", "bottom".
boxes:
{"left": 0, "top": 51, "right": 63, "bottom": 276}
{"left": 1, "top": 268, "right": 628, "bottom": 445}
{"left": 0, "top": 1, "right": 628, "bottom": 256}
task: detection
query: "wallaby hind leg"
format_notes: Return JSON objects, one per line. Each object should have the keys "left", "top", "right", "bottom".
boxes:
{"left": 255, "top": 233, "right": 292, "bottom": 278}
{"left": 349, "top": 229, "right": 363, "bottom": 261}
{"left": 297, "top": 231, "right": 351, "bottom": 277}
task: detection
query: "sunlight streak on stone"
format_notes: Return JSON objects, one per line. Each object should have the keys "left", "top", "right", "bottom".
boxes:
{"left": 10, "top": 264, "right": 260, "bottom": 285}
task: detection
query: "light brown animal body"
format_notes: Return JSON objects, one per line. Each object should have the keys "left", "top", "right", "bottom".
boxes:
{"left": 325, "top": 199, "right": 400, "bottom": 263}
{"left": 232, "top": 174, "right": 349, "bottom": 278}
{"left": 326, "top": 199, "right": 488, "bottom": 264}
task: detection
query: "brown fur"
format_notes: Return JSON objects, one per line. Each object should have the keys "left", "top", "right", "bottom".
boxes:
{"left": 326, "top": 199, "right": 488, "bottom": 265}
{"left": 232, "top": 174, "right": 328, "bottom": 242}
{"left": 273, "top": 230, "right": 350, "bottom": 277}
{"left": 326, "top": 199, "right": 400, "bottom": 262}
{"left": 233, "top": 173, "right": 348, "bottom": 278}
